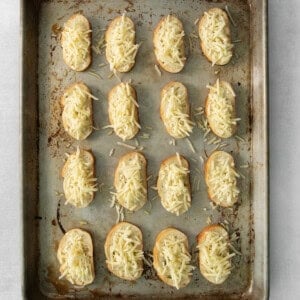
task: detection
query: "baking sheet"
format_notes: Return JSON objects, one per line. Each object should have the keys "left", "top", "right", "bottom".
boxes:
{"left": 21, "top": 0, "right": 268, "bottom": 299}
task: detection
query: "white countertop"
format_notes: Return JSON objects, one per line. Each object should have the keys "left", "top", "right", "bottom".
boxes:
{"left": 0, "top": 0, "right": 299, "bottom": 299}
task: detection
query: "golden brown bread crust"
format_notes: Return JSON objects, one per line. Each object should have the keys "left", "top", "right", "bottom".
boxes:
{"left": 153, "top": 15, "right": 186, "bottom": 73}
{"left": 105, "top": 16, "right": 137, "bottom": 73}
{"left": 57, "top": 228, "right": 95, "bottom": 286}
{"left": 160, "top": 81, "right": 191, "bottom": 139}
{"left": 108, "top": 82, "right": 139, "bottom": 140}
{"left": 61, "top": 82, "right": 94, "bottom": 141}
{"left": 61, "top": 148, "right": 96, "bottom": 208}
{"left": 153, "top": 228, "right": 190, "bottom": 288}
{"left": 198, "top": 8, "right": 232, "bottom": 66}
{"left": 104, "top": 221, "right": 143, "bottom": 280}
{"left": 114, "top": 151, "right": 147, "bottom": 211}
{"left": 205, "top": 80, "right": 236, "bottom": 139}
{"left": 61, "top": 14, "right": 92, "bottom": 71}
{"left": 157, "top": 154, "right": 191, "bottom": 215}
{"left": 204, "top": 151, "right": 238, "bottom": 207}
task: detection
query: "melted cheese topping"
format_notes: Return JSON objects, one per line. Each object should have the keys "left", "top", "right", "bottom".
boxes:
{"left": 157, "top": 234, "right": 194, "bottom": 289}
{"left": 198, "top": 228, "right": 235, "bottom": 284}
{"left": 63, "top": 148, "right": 98, "bottom": 207}
{"left": 155, "top": 15, "right": 186, "bottom": 71}
{"left": 162, "top": 83, "right": 194, "bottom": 138}
{"left": 59, "top": 231, "right": 94, "bottom": 285}
{"left": 115, "top": 153, "right": 146, "bottom": 211}
{"left": 106, "top": 15, "right": 139, "bottom": 72}
{"left": 106, "top": 225, "right": 144, "bottom": 280}
{"left": 206, "top": 152, "right": 239, "bottom": 206}
{"left": 62, "top": 84, "right": 97, "bottom": 140}
{"left": 62, "top": 15, "right": 91, "bottom": 70}
{"left": 206, "top": 80, "right": 237, "bottom": 138}
{"left": 158, "top": 155, "right": 191, "bottom": 215}
{"left": 199, "top": 9, "right": 233, "bottom": 65}
{"left": 109, "top": 83, "right": 140, "bottom": 140}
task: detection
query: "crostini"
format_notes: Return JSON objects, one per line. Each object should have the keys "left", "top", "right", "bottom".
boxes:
{"left": 160, "top": 81, "right": 194, "bottom": 138}
{"left": 197, "top": 224, "right": 235, "bottom": 284}
{"left": 205, "top": 151, "right": 239, "bottom": 207}
{"left": 157, "top": 154, "right": 191, "bottom": 215}
{"left": 199, "top": 8, "right": 233, "bottom": 65}
{"left": 153, "top": 228, "right": 194, "bottom": 289}
{"left": 114, "top": 151, "right": 147, "bottom": 211}
{"left": 61, "top": 14, "right": 92, "bottom": 71}
{"left": 153, "top": 15, "right": 186, "bottom": 73}
{"left": 104, "top": 222, "right": 144, "bottom": 280}
{"left": 62, "top": 148, "right": 98, "bottom": 208}
{"left": 57, "top": 228, "right": 95, "bottom": 286}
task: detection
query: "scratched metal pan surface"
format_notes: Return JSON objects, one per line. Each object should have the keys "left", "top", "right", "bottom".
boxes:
{"left": 21, "top": 0, "right": 268, "bottom": 299}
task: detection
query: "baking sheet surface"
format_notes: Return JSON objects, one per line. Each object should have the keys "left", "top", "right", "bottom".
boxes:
{"left": 38, "top": 0, "right": 252, "bottom": 298}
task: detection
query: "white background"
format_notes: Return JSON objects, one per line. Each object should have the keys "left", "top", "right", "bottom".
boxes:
{"left": 0, "top": 0, "right": 299, "bottom": 299}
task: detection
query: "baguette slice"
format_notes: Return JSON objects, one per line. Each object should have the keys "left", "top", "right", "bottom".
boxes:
{"left": 157, "top": 154, "right": 191, "bottom": 215}
{"left": 62, "top": 148, "right": 98, "bottom": 208}
{"left": 205, "top": 151, "right": 239, "bottom": 207}
{"left": 57, "top": 228, "right": 95, "bottom": 286}
{"left": 160, "top": 81, "right": 194, "bottom": 138}
{"left": 153, "top": 228, "right": 194, "bottom": 289}
{"left": 108, "top": 82, "right": 140, "bottom": 140}
{"left": 61, "top": 82, "right": 96, "bottom": 140}
{"left": 198, "top": 8, "right": 233, "bottom": 65}
{"left": 61, "top": 14, "right": 92, "bottom": 71}
{"left": 114, "top": 151, "right": 147, "bottom": 211}
{"left": 205, "top": 79, "right": 237, "bottom": 139}
{"left": 197, "top": 224, "right": 234, "bottom": 284}
{"left": 105, "top": 15, "right": 139, "bottom": 72}
{"left": 153, "top": 15, "right": 186, "bottom": 73}
{"left": 104, "top": 222, "right": 144, "bottom": 280}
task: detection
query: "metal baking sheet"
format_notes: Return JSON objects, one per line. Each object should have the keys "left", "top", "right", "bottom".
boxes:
{"left": 21, "top": 0, "right": 268, "bottom": 299}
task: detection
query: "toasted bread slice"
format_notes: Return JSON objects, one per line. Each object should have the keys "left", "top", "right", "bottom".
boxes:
{"left": 104, "top": 222, "right": 144, "bottom": 280}
{"left": 57, "top": 228, "right": 95, "bottom": 286}
{"left": 205, "top": 79, "right": 237, "bottom": 139}
{"left": 160, "top": 81, "right": 194, "bottom": 139}
{"left": 153, "top": 15, "right": 186, "bottom": 73}
{"left": 197, "top": 224, "right": 235, "bottom": 284}
{"left": 108, "top": 82, "right": 140, "bottom": 140}
{"left": 198, "top": 8, "right": 233, "bottom": 65}
{"left": 105, "top": 15, "right": 139, "bottom": 72}
{"left": 61, "top": 14, "right": 92, "bottom": 71}
{"left": 114, "top": 151, "right": 147, "bottom": 211}
{"left": 153, "top": 228, "right": 194, "bottom": 289}
{"left": 205, "top": 151, "right": 239, "bottom": 207}
{"left": 61, "top": 82, "right": 96, "bottom": 140}
{"left": 157, "top": 154, "right": 191, "bottom": 215}
{"left": 62, "top": 148, "right": 98, "bottom": 208}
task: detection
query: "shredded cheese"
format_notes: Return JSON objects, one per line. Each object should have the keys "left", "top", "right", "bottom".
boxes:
{"left": 62, "top": 15, "right": 91, "bottom": 70}
{"left": 154, "top": 15, "right": 186, "bottom": 72}
{"left": 58, "top": 230, "right": 94, "bottom": 285}
{"left": 206, "top": 80, "right": 238, "bottom": 138}
{"left": 62, "top": 84, "right": 97, "bottom": 140}
{"left": 116, "top": 153, "right": 146, "bottom": 211}
{"left": 106, "top": 224, "right": 144, "bottom": 280}
{"left": 162, "top": 83, "right": 194, "bottom": 138}
{"left": 109, "top": 83, "right": 140, "bottom": 140}
{"left": 63, "top": 148, "right": 98, "bottom": 208}
{"left": 206, "top": 152, "right": 240, "bottom": 206}
{"left": 199, "top": 9, "right": 233, "bottom": 65}
{"left": 157, "top": 233, "right": 195, "bottom": 289}
{"left": 198, "top": 227, "right": 235, "bottom": 284}
{"left": 106, "top": 14, "right": 139, "bottom": 72}
{"left": 158, "top": 156, "right": 191, "bottom": 215}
